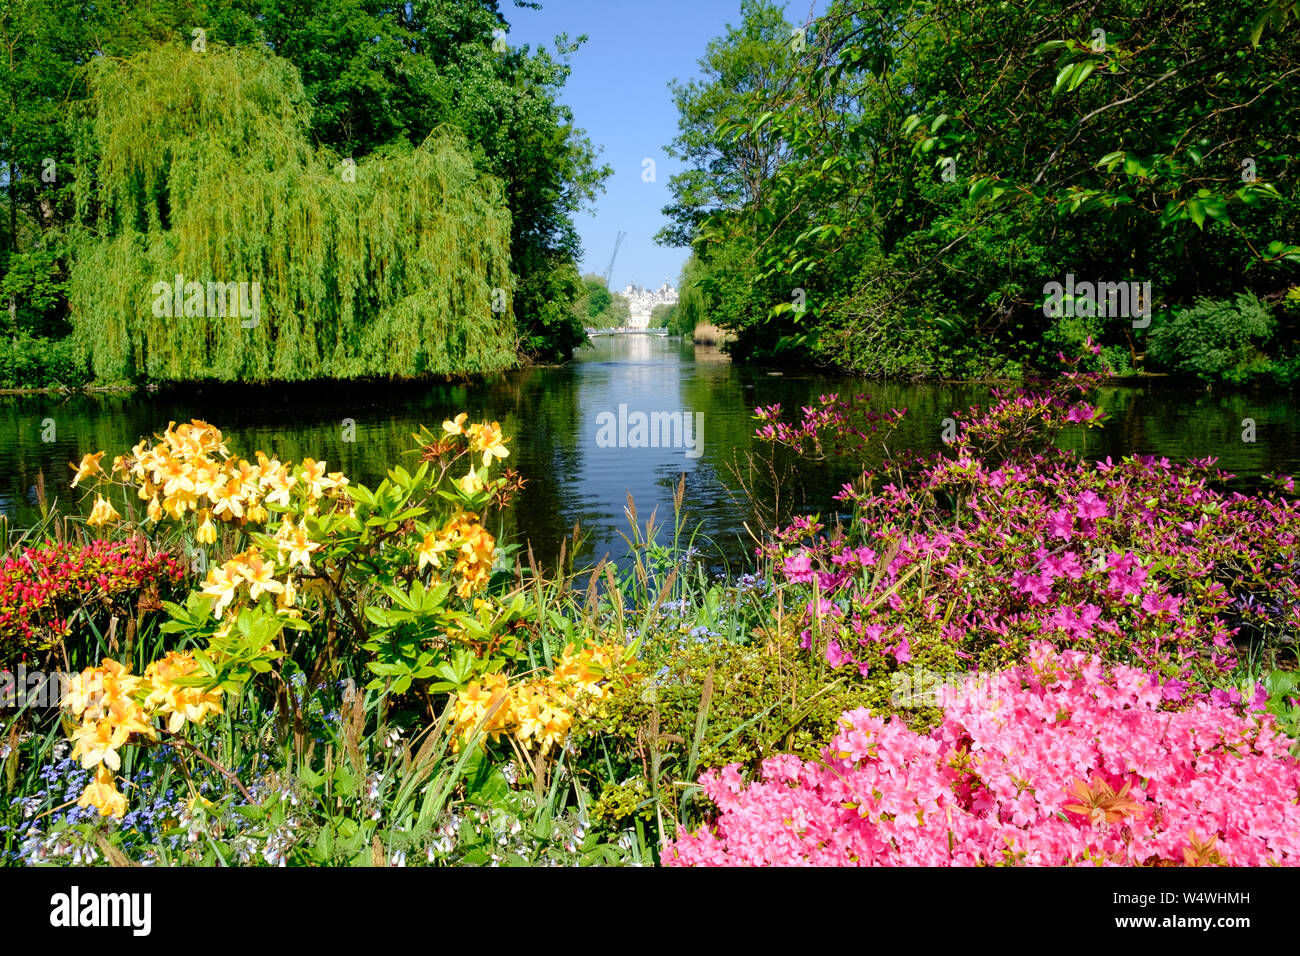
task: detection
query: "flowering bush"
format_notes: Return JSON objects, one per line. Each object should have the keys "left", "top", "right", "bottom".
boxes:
{"left": 665, "top": 645, "right": 1300, "bottom": 866}
{"left": 0, "top": 540, "right": 184, "bottom": 657}
{"left": 59, "top": 654, "right": 225, "bottom": 816}
{"left": 450, "top": 642, "right": 640, "bottom": 754}
{"left": 44, "top": 415, "right": 659, "bottom": 826}
{"left": 757, "top": 343, "right": 1300, "bottom": 695}
{"left": 67, "top": 415, "right": 531, "bottom": 691}
{"left": 55, "top": 416, "right": 545, "bottom": 815}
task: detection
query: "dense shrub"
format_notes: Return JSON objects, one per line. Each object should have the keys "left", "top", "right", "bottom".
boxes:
{"left": 666, "top": 645, "right": 1300, "bottom": 866}
{"left": 0, "top": 334, "right": 91, "bottom": 390}
{"left": 756, "top": 347, "right": 1300, "bottom": 692}
{"left": 1146, "top": 293, "right": 1277, "bottom": 384}
{"left": 0, "top": 540, "right": 184, "bottom": 658}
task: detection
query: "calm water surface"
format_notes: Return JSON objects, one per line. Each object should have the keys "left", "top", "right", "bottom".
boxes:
{"left": 2, "top": 335, "right": 1297, "bottom": 568}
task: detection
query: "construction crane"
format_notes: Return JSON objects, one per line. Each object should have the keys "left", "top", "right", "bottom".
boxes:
{"left": 603, "top": 231, "right": 627, "bottom": 291}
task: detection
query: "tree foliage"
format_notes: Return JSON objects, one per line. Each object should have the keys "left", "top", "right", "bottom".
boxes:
{"left": 662, "top": 0, "right": 1300, "bottom": 378}
{"left": 69, "top": 45, "right": 516, "bottom": 383}
{"left": 572, "top": 275, "right": 630, "bottom": 327}
{"left": 0, "top": 0, "right": 607, "bottom": 383}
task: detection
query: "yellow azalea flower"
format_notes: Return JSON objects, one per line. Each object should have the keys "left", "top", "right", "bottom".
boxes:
{"left": 195, "top": 509, "right": 217, "bottom": 544}
{"left": 235, "top": 548, "right": 284, "bottom": 601}
{"left": 162, "top": 487, "right": 199, "bottom": 520}
{"left": 190, "top": 457, "right": 223, "bottom": 498}
{"left": 78, "top": 766, "right": 127, "bottom": 818}
{"left": 228, "top": 458, "right": 262, "bottom": 490}
{"left": 146, "top": 494, "right": 163, "bottom": 523}
{"left": 70, "top": 451, "right": 106, "bottom": 488}
{"left": 458, "top": 466, "right": 485, "bottom": 495}
{"left": 208, "top": 476, "right": 245, "bottom": 520}
{"left": 278, "top": 576, "right": 298, "bottom": 610}
{"left": 166, "top": 420, "right": 226, "bottom": 458}
{"left": 99, "top": 658, "right": 140, "bottom": 701}
{"left": 201, "top": 565, "right": 240, "bottom": 617}
{"left": 70, "top": 717, "right": 131, "bottom": 771}
{"left": 62, "top": 670, "right": 102, "bottom": 720}
{"left": 416, "top": 529, "right": 450, "bottom": 572}
{"left": 105, "top": 695, "right": 157, "bottom": 741}
{"left": 144, "top": 652, "right": 224, "bottom": 733}
{"left": 444, "top": 517, "right": 495, "bottom": 598}
{"left": 261, "top": 464, "right": 296, "bottom": 507}
{"left": 87, "top": 494, "right": 121, "bottom": 527}
{"left": 538, "top": 709, "right": 573, "bottom": 753}
{"left": 246, "top": 502, "right": 269, "bottom": 524}
{"left": 275, "top": 519, "right": 320, "bottom": 571}
{"left": 193, "top": 421, "right": 229, "bottom": 456}
{"left": 442, "top": 412, "right": 469, "bottom": 436}
{"left": 513, "top": 686, "right": 551, "bottom": 746}
{"left": 450, "top": 674, "right": 512, "bottom": 747}
{"left": 129, "top": 440, "right": 152, "bottom": 479}
{"left": 62, "top": 659, "right": 141, "bottom": 721}
{"left": 158, "top": 456, "right": 196, "bottom": 498}
{"left": 466, "top": 422, "right": 509, "bottom": 467}
{"left": 300, "top": 458, "right": 329, "bottom": 498}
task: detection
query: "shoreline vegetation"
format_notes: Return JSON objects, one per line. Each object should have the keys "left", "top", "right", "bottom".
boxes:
{"left": 0, "top": 363, "right": 1292, "bottom": 397}
{"left": 1, "top": 344, "right": 1298, "bottom": 867}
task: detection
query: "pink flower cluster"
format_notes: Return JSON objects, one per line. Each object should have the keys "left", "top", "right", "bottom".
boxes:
{"left": 754, "top": 393, "right": 905, "bottom": 460}
{"left": 665, "top": 646, "right": 1300, "bottom": 866}
{"left": 0, "top": 539, "right": 185, "bottom": 654}
{"left": 757, "top": 345, "right": 1299, "bottom": 688}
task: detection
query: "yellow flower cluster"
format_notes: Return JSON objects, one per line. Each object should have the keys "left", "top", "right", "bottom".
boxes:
{"left": 62, "top": 653, "right": 224, "bottom": 817}
{"left": 442, "top": 414, "right": 510, "bottom": 467}
{"left": 72, "top": 419, "right": 349, "bottom": 530}
{"left": 201, "top": 545, "right": 295, "bottom": 618}
{"left": 417, "top": 509, "right": 496, "bottom": 598}
{"left": 449, "top": 644, "right": 634, "bottom": 755}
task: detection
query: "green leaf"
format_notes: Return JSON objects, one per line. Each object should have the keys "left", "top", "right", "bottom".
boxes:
{"left": 1053, "top": 62, "right": 1077, "bottom": 95}
{"left": 1067, "top": 61, "right": 1097, "bottom": 92}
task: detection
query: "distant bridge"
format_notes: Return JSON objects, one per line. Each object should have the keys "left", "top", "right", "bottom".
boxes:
{"left": 585, "top": 327, "right": 670, "bottom": 337}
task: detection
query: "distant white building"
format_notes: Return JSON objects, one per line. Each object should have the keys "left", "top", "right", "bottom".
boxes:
{"left": 620, "top": 280, "right": 678, "bottom": 329}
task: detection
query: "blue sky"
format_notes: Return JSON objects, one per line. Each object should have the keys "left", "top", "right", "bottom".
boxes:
{"left": 506, "top": 0, "right": 821, "bottom": 292}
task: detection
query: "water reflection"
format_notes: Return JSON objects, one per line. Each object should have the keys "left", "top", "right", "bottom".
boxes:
{"left": 1, "top": 337, "right": 1297, "bottom": 569}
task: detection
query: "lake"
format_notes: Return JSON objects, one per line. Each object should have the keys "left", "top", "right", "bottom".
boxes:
{"left": 2, "top": 334, "right": 1297, "bottom": 569}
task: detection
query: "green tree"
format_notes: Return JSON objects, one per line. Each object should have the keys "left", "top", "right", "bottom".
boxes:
{"left": 572, "top": 274, "right": 630, "bottom": 327}
{"left": 668, "top": 0, "right": 1300, "bottom": 376}
{"left": 655, "top": 0, "right": 796, "bottom": 248}
{"left": 248, "top": 0, "right": 609, "bottom": 360}
{"left": 69, "top": 44, "right": 516, "bottom": 383}
{"left": 0, "top": 0, "right": 609, "bottom": 375}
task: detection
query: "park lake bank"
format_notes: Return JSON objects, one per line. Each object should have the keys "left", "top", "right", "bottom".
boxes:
{"left": 3, "top": 333, "right": 1298, "bottom": 569}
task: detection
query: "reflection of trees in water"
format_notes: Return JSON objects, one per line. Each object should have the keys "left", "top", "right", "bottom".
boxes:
{"left": 1071, "top": 387, "right": 1300, "bottom": 481}
{"left": 2, "top": 363, "right": 1297, "bottom": 563}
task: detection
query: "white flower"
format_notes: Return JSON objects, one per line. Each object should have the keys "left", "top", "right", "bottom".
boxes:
{"left": 72, "top": 844, "right": 99, "bottom": 866}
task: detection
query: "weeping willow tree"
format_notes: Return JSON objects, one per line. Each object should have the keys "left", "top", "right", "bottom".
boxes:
{"left": 68, "top": 44, "right": 517, "bottom": 383}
